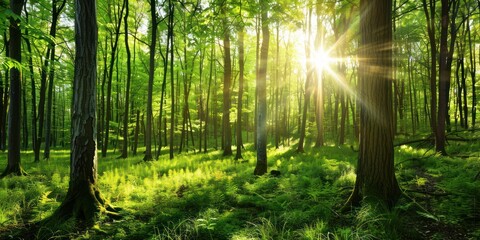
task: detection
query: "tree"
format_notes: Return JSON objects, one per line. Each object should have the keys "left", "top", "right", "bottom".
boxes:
{"left": 119, "top": 0, "right": 131, "bottom": 159}
{"left": 235, "top": 23, "right": 245, "bottom": 160}
{"left": 50, "top": 0, "right": 117, "bottom": 225}
{"left": 44, "top": 0, "right": 67, "bottom": 160}
{"left": 144, "top": 0, "right": 157, "bottom": 161}
{"left": 2, "top": 0, "right": 26, "bottom": 177}
{"left": 221, "top": 1, "right": 233, "bottom": 156}
{"left": 254, "top": 0, "right": 269, "bottom": 176}
{"left": 297, "top": 5, "right": 314, "bottom": 153}
{"left": 102, "top": 0, "right": 126, "bottom": 158}
{"left": 344, "top": 0, "right": 400, "bottom": 209}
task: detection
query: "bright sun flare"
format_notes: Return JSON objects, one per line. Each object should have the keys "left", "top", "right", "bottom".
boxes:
{"left": 313, "top": 48, "right": 334, "bottom": 71}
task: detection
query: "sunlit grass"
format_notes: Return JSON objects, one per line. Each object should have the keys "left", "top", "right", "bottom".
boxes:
{"left": 0, "top": 135, "right": 478, "bottom": 239}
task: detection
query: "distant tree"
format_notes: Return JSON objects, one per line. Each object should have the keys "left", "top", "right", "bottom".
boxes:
{"left": 221, "top": 1, "right": 233, "bottom": 156}
{"left": 254, "top": 0, "right": 269, "bottom": 176}
{"left": 51, "top": 0, "right": 117, "bottom": 225}
{"left": 119, "top": 0, "right": 131, "bottom": 159}
{"left": 102, "top": 0, "right": 125, "bottom": 158}
{"left": 297, "top": 4, "right": 313, "bottom": 153}
{"left": 44, "top": 0, "right": 67, "bottom": 160}
{"left": 344, "top": 0, "right": 400, "bottom": 209}
{"left": 144, "top": 0, "right": 157, "bottom": 161}
{"left": 235, "top": 24, "right": 245, "bottom": 160}
{"left": 2, "top": 0, "right": 26, "bottom": 177}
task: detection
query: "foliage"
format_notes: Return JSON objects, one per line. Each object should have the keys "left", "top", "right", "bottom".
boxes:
{"left": 0, "top": 136, "right": 478, "bottom": 239}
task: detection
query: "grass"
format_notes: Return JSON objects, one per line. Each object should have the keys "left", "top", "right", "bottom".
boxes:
{"left": 0, "top": 135, "right": 478, "bottom": 239}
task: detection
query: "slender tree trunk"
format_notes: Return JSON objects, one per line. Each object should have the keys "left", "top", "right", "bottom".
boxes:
{"left": 169, "top": 0, "right": 175, "bottom": 160}
{"left": 144, "top": 0, "right": 156, "bottom": 161}
{"left": 235, "top": 25, "right": 245, "bottom": 160}
{"left": 103, "top": 0, "right": 126, "bottom": 158}
{"left": 204, "top": 41, "right": 214, "bottom": 153}
{"left": 314, "top": 2, "right": 324, "bottom": 147}
{"left": 298, "top": 7, "right": 313, "bottom": 153}
{"left": 221, "top": 3, "right": 233, "bottom": 156}
{"left": 120, "top": 0, "right": 131, "bottom": 159}
{"left": 24, "top": 8, "right": 38, "bottom": 159}
{"left": 344, "top": 0, "right": 400, "bottom": 209}
{"left": 422, "top": 0, "right": 438, "bottom": 140}
{"left": 467, "top": 20, "right": 476, "bottom": 129}
{"left": 22, "top": 81, "right": 28, "bottom": 149}
{"left": 254, "top": 1, "right": 269, "bottom": 176}
{"left": 133, "top": 109, "right": 140, "bottom": 155}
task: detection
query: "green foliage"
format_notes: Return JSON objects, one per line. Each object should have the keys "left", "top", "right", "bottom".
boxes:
{"left": 0, "top": 137, "right": 479, "bottom": 239}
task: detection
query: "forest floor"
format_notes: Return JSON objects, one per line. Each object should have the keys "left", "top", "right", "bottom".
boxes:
{"left": 0, "top": 131, "right": 479, "bottom": 239}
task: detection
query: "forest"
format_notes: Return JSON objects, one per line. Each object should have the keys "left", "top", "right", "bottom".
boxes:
{"left": 0, "top": 0, "right": 479, "bottom": 239}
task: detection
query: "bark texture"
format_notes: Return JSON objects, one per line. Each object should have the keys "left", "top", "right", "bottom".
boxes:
{"left": 344, "top": 0, "right": 400, "bottom": 209}
{"left": 2, "top": 0, "right": 26, "bottom": 177}
{"left": 51, "top": 0, "right": 116, "bottom": 226}
{"left": 254, "top": 1, "right": 269, "bottom": 176}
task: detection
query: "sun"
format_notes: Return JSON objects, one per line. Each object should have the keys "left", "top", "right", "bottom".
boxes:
{"left": 313, "top": 48, "right": 335, "bottom": 71}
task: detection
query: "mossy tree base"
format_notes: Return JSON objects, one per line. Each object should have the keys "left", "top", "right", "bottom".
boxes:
{"left": 1, "top": 164, "right": 27, "bottom": 178}
{"left": 48, "top": 180, "right": 120, "bottom": 228}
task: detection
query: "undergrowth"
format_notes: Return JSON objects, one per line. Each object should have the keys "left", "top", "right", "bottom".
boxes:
{"left": 0, "top": 135, "right": 478, "bottom": 239}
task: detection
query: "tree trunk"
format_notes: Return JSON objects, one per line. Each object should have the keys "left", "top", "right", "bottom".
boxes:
{"left": 2, "top": 0, "right": 26, "bottom": 177}
{"left": 221, "top": 3, "right": 232, "bottom": 156}
{"left": 421, "top": 0, "right": 438, "bottom": 141}
{"left": 436, "top": 0, "right": 459, "bottom": 155}
{"left": 103, "top": 0, "right": 126, "bottom": 158}
{"left": 467, "top": 20, "right": 476, "bottom": 129}
{"left": 120, "top": 0, "right": 131, "bottom": 159}
{"left": 133, "top": 109, "right": 140, "bottom": 156}
{"left": 344, "top": 0, "right": 400, "bottom": 209}
{"left": 44, "top": 0, "right": 66, "bottom": 160}
{"left": 204, "top": 41, "right": 214, "bottom": 153}
{"left": 254, "top": 1, "right": 269, "bottom": 176}
{"left": 298, "top": 7, "right": 313, "bottom": 153}
{"left": 169, "top": 0, "right": 175, "bottom": 160}
{"left": 314, "top": 2, "right": 324, "bottom": 147}
{"left": 235, "top": 25, "right": 245, "bottom": 160}
{"left": 144, "top": 0, "right": 156, "bottom": 161}
{"left": 50, "top": 0, "right": 118, "bottom": 226}
{"left": 24, "top": 8, "right": 38, "bottom": 158}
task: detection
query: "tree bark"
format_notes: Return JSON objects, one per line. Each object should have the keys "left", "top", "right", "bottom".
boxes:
{"left": 421, "top": 0, "right": 438, "bottom": 141}
{"left": 120, "top": 0, "right": 131, "bottom": 159}
{"left": 50, "top": 0, "right": 118, "bottom": 226}
{"left": 344, "top": 0, "right": 400, "bottom": 209}
{"left": 102, "top": 0, "right": 125, "bottom": 158}
{"left": 298, "top": 7, "right": 313, "bottom": 153}
{"left": 2, "top": 0, "right": 26, "bottom": 177}
{"left": 221, "top": 3, "right": 232, "bottom": 156}
{"left": 144, "top": 0, "right": 157, "bottom": 161}
{"left": 254, "top": 1, "right": 269, "bottom": 176}
{"left": 235, "top": 25, "right": 245, "bottom": 160}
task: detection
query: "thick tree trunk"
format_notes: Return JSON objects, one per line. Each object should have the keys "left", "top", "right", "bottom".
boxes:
{"left": 50, "top": 0, "right": 117, "bottom": 226}
{"left": 344, "top": 0, "right": 400, "bottom": 209}
{"left": 254, "top": 1, "right": 269, "bottom": 176}
{"left": 2, "top": 0, "right": 26, "bottom": 177}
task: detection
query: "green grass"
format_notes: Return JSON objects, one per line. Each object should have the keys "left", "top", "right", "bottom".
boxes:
{"left": 0, "top": 136, "right": 478, "bottom": 239}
